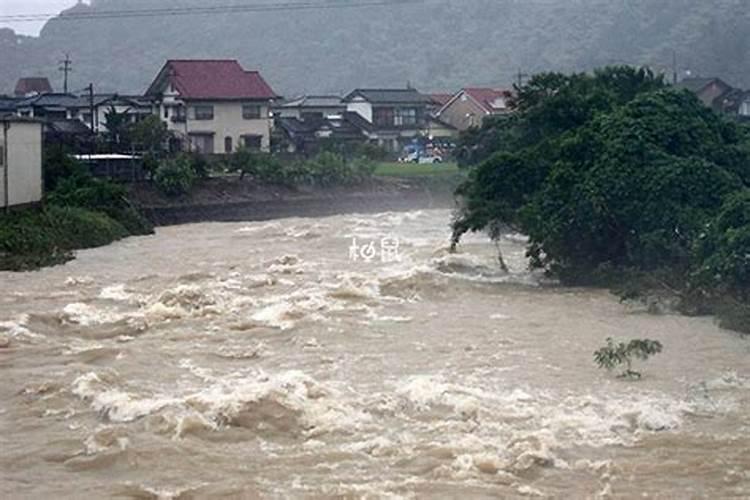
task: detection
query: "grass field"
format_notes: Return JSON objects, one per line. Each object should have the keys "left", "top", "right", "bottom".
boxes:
{"left": 374, "top": 162, "right": 461, "bottom": 177}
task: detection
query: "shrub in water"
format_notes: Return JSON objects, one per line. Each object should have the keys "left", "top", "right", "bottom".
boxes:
{"left": 594, "top": 338, "right": 663, "bottom": 379}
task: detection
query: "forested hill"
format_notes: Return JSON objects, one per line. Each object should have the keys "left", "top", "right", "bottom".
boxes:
{"left": 1, "top": 0, "right": 749, "bottom": 96}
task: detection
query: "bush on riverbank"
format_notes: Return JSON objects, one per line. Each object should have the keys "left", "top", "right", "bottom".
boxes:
{"left": 227, "top": 149, "right": 376, "bottom": 187}
{"left": 0, "top": 205, "right": 130, "bottom": 270}
{"left": 1, "top": 155, "right": 154, "bottom": 272}
{"left": 452, "top": 66, "right": 750, "bottom": 333}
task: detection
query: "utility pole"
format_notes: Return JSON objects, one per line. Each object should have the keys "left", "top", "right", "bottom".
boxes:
{"left": 59, "top": 53, "right": 72, "bottom": 94}
{"left": 517, "top": 69, "right": 529, "bottom": 89}
{"left": 672, "top": 50, "right": 678, "bottom": 85}
{"left": 88, "top": 83, "right": 96, "bottom": 154}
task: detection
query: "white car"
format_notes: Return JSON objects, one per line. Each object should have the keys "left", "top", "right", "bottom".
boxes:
{"left": 417, "top": 154, "right": 443, "bottom": 164}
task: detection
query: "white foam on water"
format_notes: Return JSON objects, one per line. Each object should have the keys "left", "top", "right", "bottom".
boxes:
{"left": 60, "top": 303, "right": 125, "bottom": 327}
{"left": 71, "top": 368, "right": 368, "bottom": 439}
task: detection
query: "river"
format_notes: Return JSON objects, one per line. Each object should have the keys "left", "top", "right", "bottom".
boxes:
{"left": 0, "top": 209, "right": 748, "bottom": 499}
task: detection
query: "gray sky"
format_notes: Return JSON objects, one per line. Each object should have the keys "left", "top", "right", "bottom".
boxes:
{"left": 0, "top": 0, "right": 79, "bottom": 36}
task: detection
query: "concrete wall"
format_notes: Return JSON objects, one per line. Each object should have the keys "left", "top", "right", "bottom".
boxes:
{"left": 1, "top": 120, "right": 43, "bottom": 208}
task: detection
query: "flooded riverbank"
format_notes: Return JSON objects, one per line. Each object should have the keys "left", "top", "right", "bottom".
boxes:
{"left": 1, "top": 209, "right": 748, "bottom": 499}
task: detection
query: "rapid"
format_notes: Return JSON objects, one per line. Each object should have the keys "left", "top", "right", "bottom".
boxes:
{"left": 0, "top": 209, "right": 748, "bottom": 499}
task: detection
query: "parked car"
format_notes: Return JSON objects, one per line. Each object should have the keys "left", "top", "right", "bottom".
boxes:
{"left": 417, "top": 154, "right": 442, "bottom": 164}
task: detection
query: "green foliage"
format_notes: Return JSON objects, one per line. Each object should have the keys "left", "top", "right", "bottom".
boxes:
{"left": 48, "top": 174, "right": 153, "bottom": 235}
{"left": 227, "top": 149, "right": 375, "bottom": 187}
{"left": 103, "top": 106, "right": 132, "bottom": 151}
{"left": 453, "top": 66, "right": 750, "bottom": 333}
{"left": 594, "top": 338, "right": 664, "bottom": 379}
{"left": 0, "top": 205, "right": 129, "bottom": 271}
{"left": 129, "top": 115, "right": 170, "bottom": 153}
{"left": 153, "top": 156, "right": 196, "bottom": 197}
{"left": 43, "top": 145, "right": 88, "bottom": 191}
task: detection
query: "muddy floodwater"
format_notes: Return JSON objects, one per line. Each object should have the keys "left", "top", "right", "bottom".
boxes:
{"left": 1, "top": 209, "right": 748, "bottom": 499}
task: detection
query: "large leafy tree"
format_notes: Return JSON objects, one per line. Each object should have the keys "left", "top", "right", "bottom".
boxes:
{"left": 452, "top": 66, "right": 750, "bottom": 288}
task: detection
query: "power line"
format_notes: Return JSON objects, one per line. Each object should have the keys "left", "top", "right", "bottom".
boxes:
{"left": 0, "top": 0, "right": 425, "bottom": 23}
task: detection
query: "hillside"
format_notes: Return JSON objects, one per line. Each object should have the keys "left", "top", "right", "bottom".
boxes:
{"left": 1, "top": 0, "right": 749, "bottom": 96}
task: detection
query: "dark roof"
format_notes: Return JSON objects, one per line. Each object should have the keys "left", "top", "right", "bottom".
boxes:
{"left": 45, "top": 119, "right": 93, "bottom": 135}
{"left": 279, "top": 95, "right": 344, "bottom": 108}
{"left": 14, "top": 77, "right": 53, "bottom": 97}
{"left": 0, "top": 96, "right": 20, "bottom": 112}
{"left": 344, "top": 88, "right": 433, "bottom": 105}
{"left": 276, "top": 112, "right": 369, "bottom": 138}
{"left": 675, "top": 77, "right": 732, "bottom": 94}
{"left": 16, "top": 93, "right": 80, "bottom": 109}
{"left": 341, "top": 110, "right": 374, "bottom": 133}
{"left": 146, "top": 60, "right": 277, "bottom": 100}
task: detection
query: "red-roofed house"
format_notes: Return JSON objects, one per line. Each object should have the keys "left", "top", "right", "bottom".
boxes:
{"left": 145, "top": 60, "right": 278, "bottom": 153}
{"left": 436, "top": 88, "right": 512, "bottom": 131}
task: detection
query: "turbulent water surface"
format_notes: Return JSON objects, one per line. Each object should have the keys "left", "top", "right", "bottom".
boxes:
{"left": 0, "top": 209, "right": 748, "bottom": 499}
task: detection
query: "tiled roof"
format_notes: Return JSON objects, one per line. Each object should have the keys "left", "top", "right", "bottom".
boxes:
{"left": 14, "top": 77, "right": 52, "bottom": 96}
{"left": 430, "top": 93, "right": 453, "bottom": 107}
{"left": 462, "top": 88, "right": 511, "bottom": 113}
{"left": 344, "top": 88, "right": 433, "bottom": 105}
{"left": 279, "top": 95, "right": 344, "bottom": 108}
{"left": 675, "top": 77, "right": 732, "bottom": 94}
{"left": 147, "top": 60, "right": 277, "bottom": 100}
{"left": 0, "top": 96, "right": 20, "bottom": 112}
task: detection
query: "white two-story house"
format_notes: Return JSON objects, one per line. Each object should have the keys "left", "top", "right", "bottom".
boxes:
{"left": 145, "top": 59, "right": 278, "bottom": 154}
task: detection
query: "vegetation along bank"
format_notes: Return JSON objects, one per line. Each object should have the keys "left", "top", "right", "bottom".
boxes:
{"left": 452, "top": 66, "right": 750, "bottom": 334}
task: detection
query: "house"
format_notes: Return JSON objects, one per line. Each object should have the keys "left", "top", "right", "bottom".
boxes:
{"left": 69, "top": 94, "right": 155, "bottom": 134}
{"left": 15, "top": 93, "right": 81, "bottom": 121}
{"left": 436, "top": 88, "right": 512, "bottom": 131}
{"left": 274, "top": 95, "right": 346, "bottom": 121}
{"left": 1, "top": 116, "right": 43, "bottom": 209}
{"left": 274, "top": 112, "right": 367, "bottom": 156}
{"left": 14, "top": 77, "right": 53, "bottom": 97}
{"left": 428, "top": 93, "right": 453, "bottom": 115}
{"left": 675, "top": 77, "right": 734, "bottom": 110}
{"left": 343, "top": 88, "right": 436, "bottom": 152}
{"left": 145, "top": 59, "right": 278, "bottom": 154}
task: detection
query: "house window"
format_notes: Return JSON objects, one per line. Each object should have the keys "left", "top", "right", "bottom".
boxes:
{"left": 242, "top": 105, "right": 262, "bottom": 120}
{"left": 163, "top": 106, "right": 169, "bottom": 119}
{"left": 395, "top": 108, "right": 417, "bottom": 126}
{"left": 224, "top": 136, "right": 233, "bottom": 153}
{"left": 242, "top": 135, "right": 263, "bottom": 150}
{"left": 193, "top": 105, "right": 214, "bottom": 121}
{"left": 373, "top": 108, "right": 394, "bottom": 127}
{"left": 189, "top": 133, "right": 214, "bottom": 154}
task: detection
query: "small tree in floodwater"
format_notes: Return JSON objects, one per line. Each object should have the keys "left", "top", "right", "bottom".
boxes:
{"left": 594, "top": 338, "right": 663, "bottom": 379}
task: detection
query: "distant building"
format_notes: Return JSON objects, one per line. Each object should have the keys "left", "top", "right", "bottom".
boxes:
{"left": 343, "top": 88, "right": 439, "bottom": 152}
{"left": 675, "top": 77, "right": 734, "bottom": 110}
{"left": 1, "top": 116, "right": 43, "bottom": 209}
{"left": 274, "top": 95, "right": 346, "bottom": 121}
{"left": 145, "top": 59, "right": 278, "bottom": 154}
{"left": 14, "top": 77, "right": 53, "bottom": 98}
{"left": 436, "top": 88, "right": 512, "bottom": 131}
{"left": 274, "top": 112, "right": 367, "bottom": 156}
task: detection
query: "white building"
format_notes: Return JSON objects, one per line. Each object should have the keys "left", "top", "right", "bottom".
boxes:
{"left": 145, "top": 60, "right": 278, "bottom": 154}
{"left": 1, "top": 117, "right": 43, "bottom": 209}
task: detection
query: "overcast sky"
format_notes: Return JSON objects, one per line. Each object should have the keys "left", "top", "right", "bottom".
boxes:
{"left": 0, "top": 0, "right": 79, "bottom": 36}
